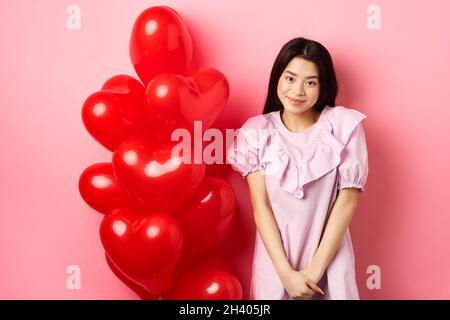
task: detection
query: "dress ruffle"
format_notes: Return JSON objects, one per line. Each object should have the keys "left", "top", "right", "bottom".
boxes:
{"left": 263, "top": 106, "right": 367, "bottom": 199}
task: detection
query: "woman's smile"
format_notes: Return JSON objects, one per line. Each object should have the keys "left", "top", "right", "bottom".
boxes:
{"left": 287, "top": 96, "right": 306, "bottom": 106}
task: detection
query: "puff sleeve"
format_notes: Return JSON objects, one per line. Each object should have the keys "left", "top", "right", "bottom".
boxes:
{"left": 226, "top": 116, "right": 269, "bottom": 178}
{"left": 337, "top": 122, "right": 369, "bottom": 192}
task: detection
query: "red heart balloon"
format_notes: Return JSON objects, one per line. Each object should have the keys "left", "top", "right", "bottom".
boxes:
{"left": 105, "top": 253, "right": 160, "bottom": 300}
{"left": 112, "top": 138, "right": 205, "bottom": 213}
{"left": 78, "top": 162, "right": 144, "bottom": 214}
{"left": 130, "top": 6, "right": 193, "bottom": 86}
{"left": 101, "top": 75, "right": 146, "bottom": 108}
{"left": 145, "top": 68, "right": 229, "bottom": 142}
{"left": 100, "top": 208, "right": 184, "bottom": 294}
{"left": 174, "top": 177, "right": 236, "bottom": 262}
{"left": 167, "top": 259, "right": 242, "bottom": 300}
{"left": 82, "top": 75, "right": 150, "bottom": 151}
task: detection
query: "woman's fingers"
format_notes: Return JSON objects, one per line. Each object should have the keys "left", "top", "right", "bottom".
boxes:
{"left": 304, "top": 286, "right": 315, "bottom": 296}
{"left": 307, "top": 281, "right": 324, "bottom": 295}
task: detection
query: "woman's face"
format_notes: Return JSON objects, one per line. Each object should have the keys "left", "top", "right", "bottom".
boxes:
{"left": 277, "top": 57, "right": 320, "bottom": 115}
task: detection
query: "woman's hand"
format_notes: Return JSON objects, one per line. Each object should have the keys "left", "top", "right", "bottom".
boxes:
{"left": 279, "top": 267, "right": 324, "bottom": 300}
{"left": 300, "top": 264, "right": 325, "bottom": 286}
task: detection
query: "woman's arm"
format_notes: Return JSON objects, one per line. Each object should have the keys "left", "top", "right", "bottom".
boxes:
{"left": 303, "top": 188, "right": 359, "bottom": 282}
{"left": 246, "top": 170, "right": 291, "bottom": 276}
{"left": 246, "top": 170, "right": 323, "bottom": 299}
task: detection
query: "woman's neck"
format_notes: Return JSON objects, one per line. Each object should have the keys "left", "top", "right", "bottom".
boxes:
{"left": 281, "top": 108, "right": 321, "bottom": 133}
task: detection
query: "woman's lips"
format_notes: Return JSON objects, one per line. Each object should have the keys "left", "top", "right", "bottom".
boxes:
{"left": 287, "top": 96, "right": 305, "bottom": 106}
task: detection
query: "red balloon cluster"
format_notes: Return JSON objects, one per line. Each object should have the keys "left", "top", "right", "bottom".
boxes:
{"left": 79, "top": 6, "right": 242, "bottom": 299}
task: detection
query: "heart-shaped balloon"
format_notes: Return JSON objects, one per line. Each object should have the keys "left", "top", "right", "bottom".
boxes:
{"left": 78, "top": 162, "right": 144, "bottom": 214}
{"left": 174, "top": 177, "right": 236, "bottom": 262}
{"left": 145, "top": 68, "right": 229, "bottom": 142}
{"left": 102, "top": 75, "right": 158, "bottom": 141}
{"left": 101, "top": 75, "right": 147, "bottom": 109}
{"left": 100, "top": 208, "right": 184, "bottom": 294}
{"left": 130, "top": 6, "right": 193, "bottom": 86}
{"left": 167, "top": 259, "right": 242, "bottom": 300}
{"left": 105, "top": 253, "right": 160, "bottom": 300}
{"left": 112, "top": 138, "right": 205, "bottom": 213}
{"left": 82, "top": 75, "right": 150, "bottom": 151}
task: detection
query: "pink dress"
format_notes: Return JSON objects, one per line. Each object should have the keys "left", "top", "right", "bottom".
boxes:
{"left": 227, "top": 105, "right": 368, "bottom": 300}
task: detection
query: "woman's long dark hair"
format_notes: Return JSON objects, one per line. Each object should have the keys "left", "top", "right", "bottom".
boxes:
{"left": 262, "top": 37, "right": 338, "bottom": 114}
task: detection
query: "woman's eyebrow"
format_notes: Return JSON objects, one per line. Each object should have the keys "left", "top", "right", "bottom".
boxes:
{"left": 284, "top": 70, "right": 319, "bottom": 79}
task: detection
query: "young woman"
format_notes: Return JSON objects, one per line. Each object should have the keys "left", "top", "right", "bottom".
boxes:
{"left": 227, "top": 37, "right": 368, "bottom": 300}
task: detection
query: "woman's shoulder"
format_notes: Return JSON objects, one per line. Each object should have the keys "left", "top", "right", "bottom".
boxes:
{"left": 330, "top": 105, "right": 367, "bottom": 122}
{"left": 328, "top": 105, "right": 367, "bottom": 137}
{"left": 239, "top": 112, "right": 275, "bottom": 132}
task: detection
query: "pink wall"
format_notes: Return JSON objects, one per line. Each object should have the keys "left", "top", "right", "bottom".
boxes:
{"left": 1, "top": 0, "right": 449, "bottom": 299}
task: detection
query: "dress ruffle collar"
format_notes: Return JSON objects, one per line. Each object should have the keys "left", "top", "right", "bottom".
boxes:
{"left": 262, "top": 106, "right": 366, "bottom": 199}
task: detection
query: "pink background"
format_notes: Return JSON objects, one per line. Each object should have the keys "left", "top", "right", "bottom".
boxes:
{"left": 1, "top": 0, "right": 449, "bottom": 299}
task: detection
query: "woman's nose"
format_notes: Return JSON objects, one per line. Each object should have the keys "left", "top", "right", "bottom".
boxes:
{"left": 292, "top": 83, "right": 305, "bottom": 96}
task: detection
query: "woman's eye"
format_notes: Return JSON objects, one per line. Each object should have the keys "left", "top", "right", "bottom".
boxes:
{"left": 286, "top": 76, "right": 294, "bottom": 82}
{"left": 305, "top": 80, "right": 317, "bottom": 86}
